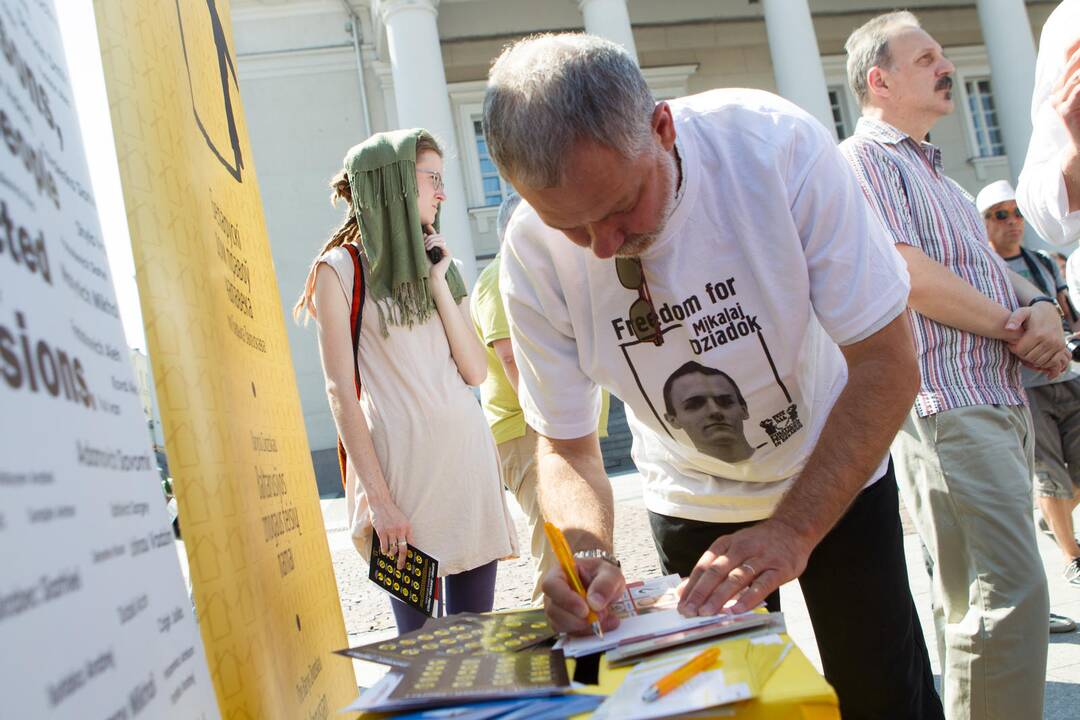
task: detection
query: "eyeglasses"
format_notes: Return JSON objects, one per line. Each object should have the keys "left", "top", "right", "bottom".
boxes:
{"left": 616, "top": 257, "right": 664, "bottom": 346}
{"left": 985, "top": 207, "right": 1022, "bottom": 221}
{"left": 417, "top": 169, "right": 444, "bottom": 192}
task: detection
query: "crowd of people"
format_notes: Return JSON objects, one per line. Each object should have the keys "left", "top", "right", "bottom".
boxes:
{"left": 298, "top": 2, "right": 1080, "bottom": 718}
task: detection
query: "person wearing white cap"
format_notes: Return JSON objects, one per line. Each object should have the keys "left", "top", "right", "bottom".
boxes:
{"left": 980, "top": 179, "right": 1080, "bottom": 605}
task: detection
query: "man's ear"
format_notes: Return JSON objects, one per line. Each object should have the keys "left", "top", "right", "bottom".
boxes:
{"left": 664, "top": 412, "right": 682, "bottom": 430}
{"left": 652, "top": 102, "right": 676, "bottom": 151}
{"left": 867, "top": 66, "right": 889, "bottom": 100}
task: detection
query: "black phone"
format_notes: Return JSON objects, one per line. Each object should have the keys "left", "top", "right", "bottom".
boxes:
{"left": 423, "top": 223, "right": 442, "bottom": 264}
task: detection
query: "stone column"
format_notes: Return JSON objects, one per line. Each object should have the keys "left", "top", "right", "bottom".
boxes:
{"left": 975, "top": 0, "right": 1037, "bottom": 183}
{"left": 578, "top": 0, "right": 638, "bottom": 63}
{"left": 761, "top": 0, "right": 835, "bottom": 138}
{"left": 377, "top": 0, "right": 476, "bottom": 281}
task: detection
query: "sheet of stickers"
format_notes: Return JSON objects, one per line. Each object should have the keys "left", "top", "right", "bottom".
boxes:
{"left": 338, "top": 609, "right": 555, "bottom": 668}
{"left": 370, "top": 531, "right": 440, "bottom": 616}
{"left": 386, "top": 650, "right": 570, "bottom": 709}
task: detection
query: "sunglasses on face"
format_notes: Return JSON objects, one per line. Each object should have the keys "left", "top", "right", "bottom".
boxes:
{"left": 417, "top": 169, "right": 444, "bottom": 192}
{"left": 985, "top": 207, "right": 1022, "bottom": 221}
{"left": 616, "top": 257, "right": 664, "bottom": 346}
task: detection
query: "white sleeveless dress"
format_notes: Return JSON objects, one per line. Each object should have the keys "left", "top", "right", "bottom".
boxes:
{"left": 316, "top": 244, "right": 518, "bottom": 575}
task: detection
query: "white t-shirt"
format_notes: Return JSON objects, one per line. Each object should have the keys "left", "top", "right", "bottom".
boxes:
{"left": 1016, "top": 0, "right": 1080, "bottom": 245}
{"left": 501, "top": 89, "right": 910, "bottom": 523}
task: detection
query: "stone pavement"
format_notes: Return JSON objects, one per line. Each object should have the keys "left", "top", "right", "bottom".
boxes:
{"left": 323, "top": 469, "right": 1080, "bottom": 716}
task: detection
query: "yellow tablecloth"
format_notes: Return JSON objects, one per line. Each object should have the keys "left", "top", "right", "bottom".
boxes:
{"left": 569, "top": 633, "right": 838, "bottom": 719}
{"left": 350, "top": 632, "right": 837, "bottom": 719}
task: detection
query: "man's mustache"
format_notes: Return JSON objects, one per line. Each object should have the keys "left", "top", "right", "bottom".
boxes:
{"left": 935, "top": 76, "right": 953, "bottom": 91}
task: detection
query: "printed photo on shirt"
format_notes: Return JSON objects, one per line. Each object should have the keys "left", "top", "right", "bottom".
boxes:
{"left": 661, "top": 361, "right": 755, "bottom": 463}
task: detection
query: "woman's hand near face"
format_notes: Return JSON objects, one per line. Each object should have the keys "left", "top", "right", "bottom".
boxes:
{"left": 424, "top": 224, "right": 452, "bottom": 282}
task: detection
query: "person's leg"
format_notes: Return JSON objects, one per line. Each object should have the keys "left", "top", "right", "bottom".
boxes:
{"left": 500, "top": 429, "right": 548, "bottom": 605}
{"left": 389, "top": 596, "right": 431, "bottom": 635}
{"left": 1029, "top": 383, "right": 1080, "bottom": 567}
{"left": 900, "top": 404, "right": 1048, "bottom": 720}
{"left": 442, "top": 560, "right": 499, "bottom": 616}
{"left": 647, "top": 511, "right": 781, "bottom": 612}
{"left": 797, "top": 463, "right": 943, "bottom": 720}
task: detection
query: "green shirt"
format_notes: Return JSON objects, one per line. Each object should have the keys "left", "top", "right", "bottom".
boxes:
{"left": 471, "top": 256, "right": 609, "bottom": 445}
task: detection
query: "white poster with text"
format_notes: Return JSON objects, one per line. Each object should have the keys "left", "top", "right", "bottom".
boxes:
{"left": 0, "top": 1, "right": 218, "bottom": 717}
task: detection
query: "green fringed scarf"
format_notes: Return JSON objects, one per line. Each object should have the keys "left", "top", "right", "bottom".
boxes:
{"left": 345, "top": 129, "right": 467, "bottom": 335}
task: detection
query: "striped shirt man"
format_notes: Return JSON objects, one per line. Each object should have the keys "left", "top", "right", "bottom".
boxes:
{"left": 839, "top": 117, "right": 1024, "bottom": 417}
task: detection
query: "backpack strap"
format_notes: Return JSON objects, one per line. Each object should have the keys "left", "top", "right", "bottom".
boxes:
{"left": 337, "top": 243, "right": 366, "bottom": 491}
{"left": 1017, "top": 247, "right": 1054, "bottom": 296}
{"left": 1033, "top": 249, "right": 1058, "bottom": 283}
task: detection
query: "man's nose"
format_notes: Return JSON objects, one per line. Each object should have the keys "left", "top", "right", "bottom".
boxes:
{"left": 939, "top": 59, "right": 955, "bottom": 76}
{"left": 586, "top": 221, "right": 625, "bottom": 259}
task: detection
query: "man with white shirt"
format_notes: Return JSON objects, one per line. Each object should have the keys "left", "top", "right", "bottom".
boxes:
{"left": 1016, "top": 0, "right": 1080, "bottom": 246}
{"left": 484, "top": 33, "right": 942, "bottom": 719}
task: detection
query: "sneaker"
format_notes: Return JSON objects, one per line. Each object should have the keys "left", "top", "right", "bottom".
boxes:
{"left": 1067, "top": 558, "right": 1080, "bottom": 587}
{"left": 1050, "top": 612, "right": 1076, "bottom": 633}
{"left": 1037, "top": 514, "right": 1080, "bottom": 546}
{"left": 1038, "top": 513, "right": 1054, "bottom": 540}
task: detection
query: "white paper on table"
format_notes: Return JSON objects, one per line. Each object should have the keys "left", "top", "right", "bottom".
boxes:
{"left": 555, "top": 609, "right": 739, "bottom": 657}
{"left": 591, "top": 646, "right": 752, "bottom": 720}
{"left": 611, "top": 574, "right": 683, "bottom": 617}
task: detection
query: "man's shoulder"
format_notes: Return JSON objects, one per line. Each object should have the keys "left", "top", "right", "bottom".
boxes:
{"left": 476, "top": 255, "right": 501, "bottom": 286}
{"left": 838, "top": 131, "right": 894, "bottom": 160}
{"left": 672, "top": 88, "right": 829, "bottom": 145}
{"left": 502, "top": 202, "right": 572, "bottom": 263}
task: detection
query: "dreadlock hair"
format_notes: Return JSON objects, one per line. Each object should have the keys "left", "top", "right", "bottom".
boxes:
{"left": 293, "top": 171, "right": 359, "bottom": 323}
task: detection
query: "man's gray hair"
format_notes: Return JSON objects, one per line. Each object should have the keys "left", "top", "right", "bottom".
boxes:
{"left": 483, "top": 33, "right": 655, "bottom": 188}
{"left": 844, "top": 11, "right": 921, "bottom": 107}
{"left": 496, "top": 192, "right": 523, "bottom": 243}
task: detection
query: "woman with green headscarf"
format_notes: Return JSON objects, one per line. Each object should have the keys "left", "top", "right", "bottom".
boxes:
{"left": 296, "top": 129, "right": 518, "bottom": 634}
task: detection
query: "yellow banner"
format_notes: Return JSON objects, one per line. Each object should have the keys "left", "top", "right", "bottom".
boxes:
{"left": 95, "top": 1, "right": 356, "bottom": 717}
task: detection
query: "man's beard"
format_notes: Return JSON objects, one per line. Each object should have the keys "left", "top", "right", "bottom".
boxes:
{"left": 615, "top": 149, "right": 678, "bottom": 258}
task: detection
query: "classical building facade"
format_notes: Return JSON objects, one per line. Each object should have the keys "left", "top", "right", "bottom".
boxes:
{"left": 231, "top": 0, "right": 1058, "bottom": 495}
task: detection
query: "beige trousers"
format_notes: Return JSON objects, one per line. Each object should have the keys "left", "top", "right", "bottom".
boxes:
{"left": 892, "top": 403, "right": 1048, "bottom": 720}
{"left": 498, "top": 427, "right": 549, "bottom": 606}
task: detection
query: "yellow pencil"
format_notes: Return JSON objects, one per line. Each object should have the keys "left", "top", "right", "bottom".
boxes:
{"left": 642, "top": 646, "right": 721, "bottom": 703}
{"left": 543, "top": 522, "right": 603, "bottom": 638}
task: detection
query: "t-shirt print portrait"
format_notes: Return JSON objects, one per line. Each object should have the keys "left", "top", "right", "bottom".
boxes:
{"left": 612, "top": 263, "right": 804, "bottom": 468}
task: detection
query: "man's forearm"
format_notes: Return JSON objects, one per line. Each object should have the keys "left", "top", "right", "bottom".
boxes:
{"left": 536, "top": 433, "right": 614, "bottom": 553}
{"left": 770, "top": 314, "right": 919, "bottom": 546}
{"left": 1007, "top": 268, "right": 1046, "bottom": 305}
{"left": 897, "top": 244, "right": 1013, "bottom": 339}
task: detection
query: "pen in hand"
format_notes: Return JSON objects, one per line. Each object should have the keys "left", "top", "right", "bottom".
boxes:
{"left": 543, "top": 522, "right": 603, "bottom": 638}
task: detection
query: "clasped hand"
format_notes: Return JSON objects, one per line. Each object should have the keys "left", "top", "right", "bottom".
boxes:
{"left": 1003, "top": 303, "right": 1070, "bottom": 379}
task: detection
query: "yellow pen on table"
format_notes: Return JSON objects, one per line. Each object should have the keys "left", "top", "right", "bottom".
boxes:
{"left": 543, "top": 521, "right": 603, "bottom": 638}
{"left": 641, "top": 646, "right": 722, "bottom": 703}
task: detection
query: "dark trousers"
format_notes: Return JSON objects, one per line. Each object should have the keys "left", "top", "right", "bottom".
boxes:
{"left": 389, "top": 560, "right": 498, "bottom": 634}
{"left": 649, "top": 462, "right": 943, "bottom": 720}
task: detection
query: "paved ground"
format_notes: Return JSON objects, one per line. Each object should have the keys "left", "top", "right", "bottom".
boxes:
{"left": 323, "top": 470, "right": 1080, "bottom": 717}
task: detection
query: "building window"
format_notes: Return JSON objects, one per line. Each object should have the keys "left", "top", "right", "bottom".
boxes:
{"left": 473, "top": 119, "right": 507, "bottom": 206}
{"left": 827, "top": 87, "right": 852, "bottom": 140}
{"left": 964, "top": 78, "right": 1004, "bottom": 157}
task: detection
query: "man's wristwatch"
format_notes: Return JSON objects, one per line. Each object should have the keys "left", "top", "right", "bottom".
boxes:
{"left": 1029, "top": 295, "right": 1064, "bottom": 317}
{"left": 573, "top": 549, "right": 621, "bottom": 568}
